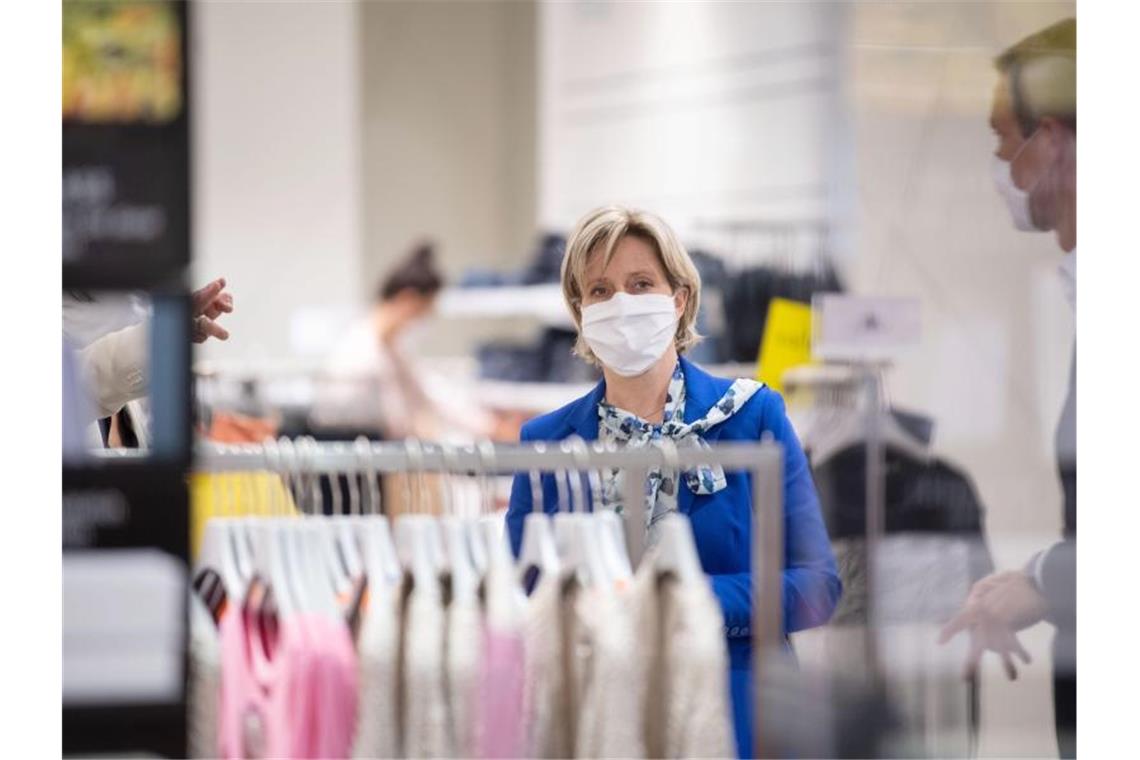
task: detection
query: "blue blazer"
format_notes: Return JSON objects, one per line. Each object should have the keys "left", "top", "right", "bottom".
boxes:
{"left": 506, "top": 356, "right": 841, "bottom": 758}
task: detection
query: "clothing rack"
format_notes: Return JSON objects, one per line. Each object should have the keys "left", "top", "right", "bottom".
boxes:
{"left": 124, "top": 437, "right": 788, "bottom": 758}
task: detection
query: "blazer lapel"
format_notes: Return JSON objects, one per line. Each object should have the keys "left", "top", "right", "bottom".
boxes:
{"left": 567, "top": 377, "right": 606, "bottom": 441}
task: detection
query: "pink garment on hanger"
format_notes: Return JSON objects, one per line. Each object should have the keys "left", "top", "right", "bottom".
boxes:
{"left": 218, "top": 603, "right": 359, "bottom": 759}
{"left": 474, "top": 626, "right": 526, "bottom": 759}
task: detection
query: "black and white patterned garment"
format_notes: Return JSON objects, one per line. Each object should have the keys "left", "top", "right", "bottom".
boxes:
{"left": 597, "top": 361, "right": 764, "bottom": 541}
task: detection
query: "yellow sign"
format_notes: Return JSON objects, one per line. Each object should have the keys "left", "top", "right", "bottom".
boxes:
{"left": 756, "top": 298, "right": 813, "bottom": 393}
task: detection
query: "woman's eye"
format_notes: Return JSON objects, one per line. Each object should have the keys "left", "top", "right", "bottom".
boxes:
{"left": 590, "top": 286, "right": 609, "bottom": 297}
{"left": 634, "top": 280, "right": 652, "bottom": 290}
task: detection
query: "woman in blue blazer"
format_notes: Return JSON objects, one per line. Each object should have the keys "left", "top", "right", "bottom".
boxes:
{"left": 506, "top": 206, "right": 841, "bottom": 757}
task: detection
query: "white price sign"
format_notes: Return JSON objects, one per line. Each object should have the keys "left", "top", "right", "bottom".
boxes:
{"left": 812, "top": 294, "right": 921, "bottom": 361}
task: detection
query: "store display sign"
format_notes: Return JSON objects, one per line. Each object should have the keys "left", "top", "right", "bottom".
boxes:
{"left": 62, "top": 1, "right": 189, "bottom": 270}
{"left": 812, "top": 294, "right": 921, "bottom": 361}
{"left": 756, "top": 297, "right": 813, "bottom": 393}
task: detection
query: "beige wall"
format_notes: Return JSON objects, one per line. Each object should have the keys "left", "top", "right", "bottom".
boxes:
{"left": 192, "top": 0, "right": 363, "bottom": 363}
{"left": 359, "top": 0, "right": 538, "bottom": 355}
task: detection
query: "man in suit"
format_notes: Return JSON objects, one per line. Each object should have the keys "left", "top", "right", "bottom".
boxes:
{"left": 939, "top": 17, "right": 1076, "bottom": 758}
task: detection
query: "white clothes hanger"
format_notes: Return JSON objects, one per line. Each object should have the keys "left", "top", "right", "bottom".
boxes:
{"left": 276, "top": 436, "right": 327, "bottom": 615}
{"left": 568, "top": 436, "right": 631, "bottom": 582}
{"left": 441, "top": 442, "right": 487, "bottom": 576}
{"left": 474, "top": 439, "right": 513, "bottom": 568}
{"left": 301, "top": 437, "right": 364, "bottom": 590}
{"left": 394, "top": 514, "right": 443, "bottom": 599}
{"left": 516, "top": 442, "right": 561, "bottom": 585}
{"left": 552, "top": 474, "right": 606, "bottom": 587}
{"left": 226, "top": 464, "right": 254, "bottom": 584}
{"left": 195, "top": 449, "right": 245, "bottom": 604}
{"left": 648, "top": 441, "right": 704, "bottom": 583}
{"left": 441, "top": 516, "right": 478, "bottom": 601}
{"left": 810, "top": 399, "right": 928, "bottom": 466}
{"left": 250, "top": 516, "right": 298, "bottom": 618}
{"left": 562, "top": 439, "right": 613, "bottom": 585}
{"left": 349, "top": 437, "right": 401, "bottom": 586}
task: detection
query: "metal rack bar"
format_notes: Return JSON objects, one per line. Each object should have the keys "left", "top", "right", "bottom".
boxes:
{"left": 95, "top": 439, "right": 782, "bottom": 476}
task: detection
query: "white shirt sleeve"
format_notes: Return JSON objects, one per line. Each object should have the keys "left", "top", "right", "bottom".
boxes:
{"left": 77, "top": 322, "right": 150, "bottom": 419}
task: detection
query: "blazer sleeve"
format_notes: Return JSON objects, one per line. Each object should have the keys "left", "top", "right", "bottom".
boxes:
{"left": 709, "top": 391, "right": 842, "bottom": 636}
{"left": 1028, "top": 538, "right": 1076, "bottom": 628}
{"left": 77, "top": 322, "right": 149, "bottom": 420}
{"left": 505, "top": 422, "right": 536, "bottom": 558}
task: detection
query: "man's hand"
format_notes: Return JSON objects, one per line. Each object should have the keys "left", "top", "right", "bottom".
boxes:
{"left": 192, "top": 277, "right": 234, "bottom": 343}
{"left": 939, "top": 570, "right": 1049, "bottom": 680}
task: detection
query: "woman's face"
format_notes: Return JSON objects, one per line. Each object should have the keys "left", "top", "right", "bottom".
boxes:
{"left": 581, "top": 234, "right": 687, "bottom": 317}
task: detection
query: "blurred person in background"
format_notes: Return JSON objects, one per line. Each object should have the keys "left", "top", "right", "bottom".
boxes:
{"left": 506, "top": 206, "right": 841, "bottom": 757}
{"left": 313, "top": 241, "right": 517, "bottom": 442}
{"left": 939, "top": 17, "right": 1076, "bottom": 758}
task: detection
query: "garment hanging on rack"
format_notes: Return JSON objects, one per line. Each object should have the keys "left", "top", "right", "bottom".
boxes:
{"left": 796, "top": 442, "right": 995, "bottom": 755}
{"left": 632, "top": 556, "right": 735, "bottom": 759}
{"left": 353, "top": 580, "right": 401, "bottom": 759}
{"left": 188, "top": 594, "right": 222, "bottom": 760}
{"left": 522, "top": 568, "right": 577, "bottom": 758}
{"left": 474, "top": 548, "right": 527, "bottom": 759}
{"left": 194, "top": 437, "right": 774, "bottom": 760}
{"left": 397, "top": 572, "right": 449, "bottom": 758}
{"left": 443, "top": 574, "right": 481, "bottom": 757}
{"left": 218, "top": 589, "right": 359, "bottom": 759}
{"left": 722, "top": 262, "right": 844, "bottom": 363}
{"left": 570, "top": 581, "right": 644, "bottom": 758}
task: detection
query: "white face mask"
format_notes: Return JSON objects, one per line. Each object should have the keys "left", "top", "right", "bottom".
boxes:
{"left": 991, "top": 129, "right": 1043, "bottom": 232}
{"left": 581, "top": 292, "right": 680, "bottom": 377}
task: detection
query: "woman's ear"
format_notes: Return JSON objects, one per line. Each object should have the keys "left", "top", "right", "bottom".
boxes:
{"left": 674, "top": 286, "right": 689, "bottom": 317}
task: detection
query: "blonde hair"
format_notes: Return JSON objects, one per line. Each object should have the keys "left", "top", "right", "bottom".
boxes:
{"left": 560, "top": 205, "right": 702, "bottom": 365}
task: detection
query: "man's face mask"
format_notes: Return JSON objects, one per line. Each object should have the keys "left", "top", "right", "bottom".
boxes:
{"left": 991, "top": 128, "right": 1046, "bottom": 232}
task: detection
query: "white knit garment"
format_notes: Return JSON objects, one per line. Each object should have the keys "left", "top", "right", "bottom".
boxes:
{"left": 353, "top": 580, "right": 401, "bottom": 759}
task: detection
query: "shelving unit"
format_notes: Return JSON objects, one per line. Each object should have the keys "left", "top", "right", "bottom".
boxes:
{"left": 62, "top": 2, "right": 193, "bottom": 756}
{"left": 436, "top": 283, "right": 573, "bottom": 327}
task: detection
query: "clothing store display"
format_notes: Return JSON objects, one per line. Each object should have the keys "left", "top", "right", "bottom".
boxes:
{"left": 580, "top": 293, "right": 680, "bottom": 377}
{"left": 477, "top": 329, "right": 601, "bottom": 384}
{"left": 597, "top": 361, "right": 763, "bottom": 538}
{"left": 398, "top": 574, "right": 449, "bottom": 758}
{"left": 189, "top": 595, "right": 222, "bottom": 759}
{"left": 354, "top": 581, "right": 401, "bottom": 759}
{"left": 571, "top": 583, "right": 644, "bottom": 758}
{"left": 522, "top": 570, "right": 576, "bottom": 758}
{"left": 722, "top": 262, "right": 843, "bottom": 363}
{"left": 474, "top": 555, "right": 527, "bottom": 759}
{"left": 444, "top": 581, "right": 481, "bottom": 757}
{"left": 218, "top": 601, "right": 359, "bottom": 759}
{"left": 633, "top": 558, "right": 735, "bottom": 759}
{"left": 189, "top": 472, "right": 298, "bottom": 560}
{"left": 685, "top": 250, "right": 730, "bottom": 365}
{"left": 459, "top": 233, "right": 567, "bottom": 287}
{"left": 507, "top": 356, "right": 841, "bottom": 758}
{"left": 803, "top": 442, "right": 995, "bottom": 754}
{"left": 812, "top": 445, "right": 993, "bottom": 547}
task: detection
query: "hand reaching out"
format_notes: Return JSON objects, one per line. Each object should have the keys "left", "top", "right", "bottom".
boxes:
{"left": 192, "top": 277, "right": 234, "bottom": 343}
{"left": 938, "top": 570, "right": 1049, "bottom": 680}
